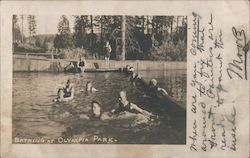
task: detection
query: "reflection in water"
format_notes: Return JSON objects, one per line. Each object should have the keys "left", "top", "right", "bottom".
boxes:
{"left": 13, "top": 70, "right": 186, "bottom": 144}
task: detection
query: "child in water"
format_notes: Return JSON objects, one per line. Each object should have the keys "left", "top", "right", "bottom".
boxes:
{"left": 111, "top": 91, "right": 152, "bottom": 117}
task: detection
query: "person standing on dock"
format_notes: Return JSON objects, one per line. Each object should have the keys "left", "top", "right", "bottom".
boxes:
{"left": 77, "top": 56, "right": 86, "bottom": 72}
{"left": 104, "top": 41, "right": 112, "bottom": 69}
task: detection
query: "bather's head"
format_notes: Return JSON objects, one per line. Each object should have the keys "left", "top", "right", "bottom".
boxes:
{"left": 67, "top": 79, "right": 74, "bottom": 87}
{"left": 86, "top": 81, "right": 93, "bottom": 91}
{"left": 66, "top": 79, "right": 71, "bottom": 85}
{"left": 91, "top": 100, "right": 101, "bottom": 117}
{"left": 57, "top": 88, "right": 64, "bottom": 98}
{"left": 118, "top": 91, "right": 128, "bottom": 105}
{"left": 105, "top": 41, "right": 110, "bottom": 45}
{"left": 149, "top": 79, "right": 158, "bottom": 87}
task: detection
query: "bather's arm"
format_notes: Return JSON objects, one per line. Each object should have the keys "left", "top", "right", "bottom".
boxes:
{"left": 157, "top": 87, "right": 168, "bottom": 96}
{"left": 130, "top": 103, "right": 152, "bottom": 117}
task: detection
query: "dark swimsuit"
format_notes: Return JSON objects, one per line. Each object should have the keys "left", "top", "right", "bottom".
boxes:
{"left": 130, "top": 74, "right": 138, "bottom": 82}
{"left": 63, "top": 91, "right": 71, "bottom": 98}
{"left": 79, "top": 61, "right": 85, "bottom": 67}
{"left": 114, "top": 102, "right": 139, "bottom": 114}
{"left": 147, "top": 86, "right": 159, "bottom": 98}
{"left": 63, "top": 88, "right": 72, "bottom": 98}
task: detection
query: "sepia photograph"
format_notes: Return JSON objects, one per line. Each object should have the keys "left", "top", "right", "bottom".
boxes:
{"left": 12, "top": 14, "right": 187, "bottom": 144}
{"left": 0, "top": 0, "right": 249, "bottom": 157}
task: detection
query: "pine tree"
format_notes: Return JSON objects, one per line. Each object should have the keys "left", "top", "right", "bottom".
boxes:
{"left": 73, "top": 15, "right": 89, "bottom": 48}
{"left": 54, "top": 15, "right": 73, "bottom": 51}
{"left": 58, "top": 15, "right": 70, "bottom": 35}
{"left": 13, "top": 15, "right": 22, "bottom": 43}
{"left": 27, "top": 15, "right": 36, "bottom": 37}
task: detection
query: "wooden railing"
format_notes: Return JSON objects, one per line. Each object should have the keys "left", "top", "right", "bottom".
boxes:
{"left": 13, "top": 52, "right": 59, "bottom": 60}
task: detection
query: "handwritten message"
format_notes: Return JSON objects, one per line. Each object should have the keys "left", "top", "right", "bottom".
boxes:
{"left": 188, "top": 12, "right": 248, "bottom": 152}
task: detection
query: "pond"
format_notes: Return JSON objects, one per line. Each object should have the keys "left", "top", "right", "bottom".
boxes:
{"left": 13, "top": 70, "right": 186, "bottom": 144}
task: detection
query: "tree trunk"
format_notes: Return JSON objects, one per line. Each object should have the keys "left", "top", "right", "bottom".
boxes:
{"left": 100, "top": 16, "right": 103, "bottom": 45}
{"left": 90, "top": 15, "right": 93, "bottom": 34}
{"left": 121, "top": 15, "right": 126, "bottom": 61}
{"left": 90, "top": 15, "right": 94, "bottom": 49}
{"left": 146, "top": 16, "right": 149, "bottom": 34}
{"left": 176, "top": 16, "right": 179, "bottom": 33}
{"left": 142, "top": 16, "right": 145, "bottom": 34}
{"left": 170, "top": 17, "right": 173, "bottom": 39}
{"left": 21, "top": 15, "right": 24, "bottom": 43}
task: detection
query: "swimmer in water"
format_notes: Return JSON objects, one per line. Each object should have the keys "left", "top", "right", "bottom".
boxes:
{"left": 124, "top": 65, "right": 135, "bottom": 77}
{"left": 128, "top": 72, "right": 141, "bottom": 87}
{"left": 53, "top": 88, "right": 74, "bottom": 102}
{"left": 129, "top": 72, "right": 141, "bottom": 82}
{"left": 63, "top": 79, "right": 74, "bottom": 97}
{"left": 111, "top": 91, "right": 152, "bottom": 117}
{"left": 126, "top": 65, "right": 134, "bottom": 72}
{"left": 146, "top": 78, "right": 168, "bottom": 97}
{"left": 85, "top": 81, "right": 98, "bottom": 92}
{"left": 63, "top": 85, "right": 74, "bottom": 98}
{"left": 78, "top": 100, "right": 109, "bottom": 121}
{"left": 65, "top": 79, "right": 73, "bottom": 89}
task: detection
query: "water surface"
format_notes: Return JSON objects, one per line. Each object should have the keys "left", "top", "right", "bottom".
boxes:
{"left": 13, "top": 70, "right": 186, "bottom": 144}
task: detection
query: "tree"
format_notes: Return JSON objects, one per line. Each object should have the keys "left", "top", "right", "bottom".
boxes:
{"left": 54, "top": 15, "right": 73, "bottom": 51}
{"left": 20, "top": 15, "right": 24, "bottom": 43}
{"left": 58, "top": 15, "right": 70, "bottom": 35}
{"left": 73, "top": 15, "right": 89, "bottom": 48}
{"left": 12, "top": 15, "right": 22, "bottom": 43}
{"left": 125, "top": 16, "right": 143, "bottom": 59}
{"left": 27, "top": 15, "right": 36, "bottom": 38}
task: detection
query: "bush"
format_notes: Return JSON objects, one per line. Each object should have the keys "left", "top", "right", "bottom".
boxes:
{"left": 57, "top": 48, "right": 90, "bottom": 59}
{"left": 14, "top": 43, "right": 46, "bottom": 53}
{"left": 146, "top": 39, "right": 187, "bottom": 61}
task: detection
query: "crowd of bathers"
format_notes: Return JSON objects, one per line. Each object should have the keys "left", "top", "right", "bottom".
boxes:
{"left": 53, "top": 64, "right": 169, "bottom": 120}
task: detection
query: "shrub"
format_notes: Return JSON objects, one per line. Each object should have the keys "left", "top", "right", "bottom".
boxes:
{"left": 14, "top": 43, "right": 45, "bottom": 53}
{"left": 57, "top": 48, "right": 90, "bottom": 59}
{"left": 146, "top": 39, "right": 187, "bottom": 61}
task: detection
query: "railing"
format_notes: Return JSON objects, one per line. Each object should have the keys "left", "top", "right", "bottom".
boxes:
{"left": 13, "top": 52, "right": 59, "bottom": 60}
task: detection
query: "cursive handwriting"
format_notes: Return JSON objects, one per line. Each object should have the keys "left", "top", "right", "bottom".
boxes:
{"left": 225, "top": 106, "right": 237, "bottom": 151}
{"left": 189, "top": 12, "right": 238, "bottom": 152}
{"left": 189, "top": 119, "right": 198, "bottom": 151}
{"left": 190, "top": 12, "right": 205, "bottom": 55}
{"left": 214, "top": 30, "right": 224, "bottom": 49}
{"left": 226, "top": 27, "right": 249, "bottom": 80}
{"left": 200, "top": 102, "right": 207, "bottom": 151}
{"left": 208, "top": 14, "right": 214, "bottom": 40}
{"left": 191, "top": 94, "right": 197, "bottom": 113}
{"left": 208, "top": 107, "right": 217, "bottom": 149}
